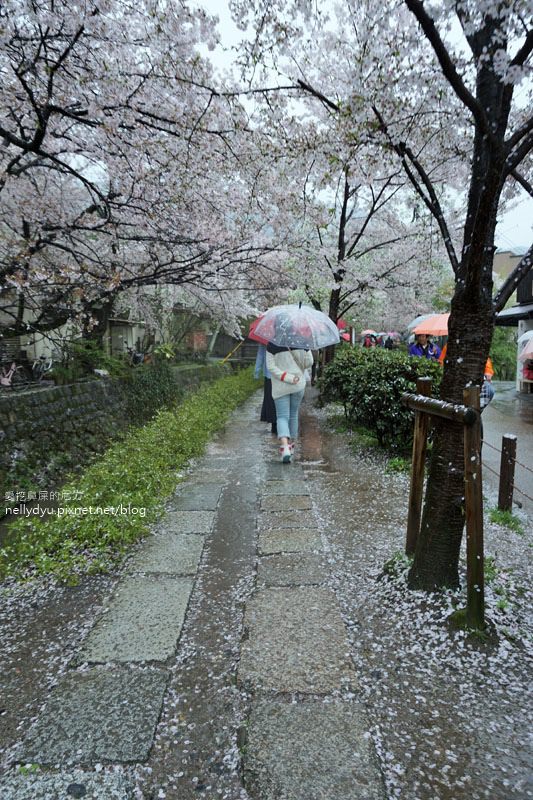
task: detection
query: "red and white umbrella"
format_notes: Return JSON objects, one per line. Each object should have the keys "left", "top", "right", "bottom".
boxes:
{"left": 253, "top": 304, "right": 340, "bottom": 349}
{"left": 248, "top": 314, "right": 271, "bottom": 345}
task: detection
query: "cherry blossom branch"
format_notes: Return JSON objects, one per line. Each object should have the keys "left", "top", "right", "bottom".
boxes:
{"left": 404, "top": 0, "right": 490, "bottom": 138}
{"left": 372, "top": 105, "right": 459, "bottom": 274}
{"left": 509, "top": 169, "right": 533, "bottom": 198}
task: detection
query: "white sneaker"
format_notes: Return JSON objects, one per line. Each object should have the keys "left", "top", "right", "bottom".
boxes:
{"left": 279, "top": 445, "right": 292, "bottom": 464}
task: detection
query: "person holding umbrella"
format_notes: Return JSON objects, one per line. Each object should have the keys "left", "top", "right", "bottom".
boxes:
{"left": 266, "top": 328, "right": 313, "bottom": 463}
{"left": 255, "top": 304, "right": 339, "bottom": 463}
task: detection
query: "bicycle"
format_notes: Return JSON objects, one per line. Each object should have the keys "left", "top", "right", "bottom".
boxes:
{"left": 32, "top": 354, "right": 53, "bottom": 383}
{"left": 0, "top": 360, "right": 30, "bottom": 390}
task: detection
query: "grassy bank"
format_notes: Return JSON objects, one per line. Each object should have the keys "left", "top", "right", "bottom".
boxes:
{"left": 0, "top": 368, "right": 260, "bottom": 582}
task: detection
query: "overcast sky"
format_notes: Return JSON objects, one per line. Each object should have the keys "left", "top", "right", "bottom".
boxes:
{"left": 196, "top": 0, "right": 533, "bottom": 252}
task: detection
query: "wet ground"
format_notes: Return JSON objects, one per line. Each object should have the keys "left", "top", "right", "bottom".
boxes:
{"left": 0, "top": 390, "right": 531, "bottom": 799}
{"left": 482, "top": 381, "right": 533, "bottom": 516}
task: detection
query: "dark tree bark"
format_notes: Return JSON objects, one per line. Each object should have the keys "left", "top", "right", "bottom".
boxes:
{"left": 287, "top": 4, "right": 532, "bottom": 591}
{"left": 404, "top": 0, "right": 533, "bottom": 589}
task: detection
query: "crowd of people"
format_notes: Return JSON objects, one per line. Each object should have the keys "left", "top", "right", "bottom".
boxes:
{"left": 254, "top": 320, "right": 497, "bottom": 463}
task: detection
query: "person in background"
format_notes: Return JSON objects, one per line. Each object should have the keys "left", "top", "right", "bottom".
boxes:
{"left": 363, "top": 334, "right": 375, "bottom": 348}
{"left": 408, "top": 333, "right": 441, "bottom": 360}
{"left": 254, "top": 343, "right": 277, "bottom": 434}
{"left": 266, "top": 339, "right": 313, "bottom": 463}
{"left": 310, "top": 349, "right": 320, "bottom": 385}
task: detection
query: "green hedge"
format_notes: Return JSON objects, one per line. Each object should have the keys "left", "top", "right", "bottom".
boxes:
{"left": 121, "top": 360, "right": 184, "bottom": 424}
{"left": 0, "top": 367, "right": 260, "bottom": 581}
{"left": 320, "top": 345, "right": 442, "bottom": 451}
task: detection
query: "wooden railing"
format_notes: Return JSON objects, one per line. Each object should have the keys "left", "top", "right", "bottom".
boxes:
{"left": 401, "top": 378, "right": 485, "bottom": 629}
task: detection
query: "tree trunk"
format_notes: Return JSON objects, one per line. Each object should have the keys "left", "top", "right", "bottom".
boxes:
{"left": 408, "top": 162, "right": 500, "bottom": 589}
{"left": 323, "top": 286, "right": 341, "bottom": 363}
{"left": 81, "top": 296, "right": 115, "bottom": 348}
{"left": 408, "top": 298, "right": 494, "bottom": 589}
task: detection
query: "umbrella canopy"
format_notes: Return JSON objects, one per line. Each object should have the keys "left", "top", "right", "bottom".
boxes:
{"left": 413, "top": 313, "right": 450, "bottom": 336}
{"left": 253, "top": 304, "right": 340, "bottom": 349}
{"left": 341, "top": 332, "right": 350, "bottom": 341}
{"left": 387, "top": 331, "right": 401, "bottom": 339}
{"left": 407, "top": 313, "right": 435, "bottom": 332}
{"left": 361, "top": 329, "right": 377, "bottom": 336}
{"left": 517, "top": 330, "right": 533, "bottom": 344}
{"left": 519, "top": 338, "right": 533, "bottom": 361}
{"left": 337, "top": 319, "right": 347, "bottom": 330}
{"left": 248, "top": 315, "right": 271, "bottom": 345}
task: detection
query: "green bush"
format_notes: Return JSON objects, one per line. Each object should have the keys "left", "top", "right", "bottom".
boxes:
{"left": 121, "top": 361, "right": 182, "bottom": 424}
{"left": 489, "top": 327, "right": 517, "bottom": 380}
{"left": 50, "top": 339, "right": 129, "bottom": 383}
{"left": 320, "top": 345, "right": 442, "bottom": 451}
{"left": 0, "top": 367, "right": 260, "bottom": 581}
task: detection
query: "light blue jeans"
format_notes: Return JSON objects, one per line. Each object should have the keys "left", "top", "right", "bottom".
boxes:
{"left": 274, "top": 390, "right": 305, "bottom": 440}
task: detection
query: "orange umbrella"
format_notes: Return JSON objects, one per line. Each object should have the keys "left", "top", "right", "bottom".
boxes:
{"left": 413, "top": 313, "right": 450, "bottom": 336}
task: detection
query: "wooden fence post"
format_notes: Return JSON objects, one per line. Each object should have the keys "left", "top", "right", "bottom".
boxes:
{"left": 498, "top": 434, "right": 517, "bottom": 512}
{"left": 405, "top": 377, "right": 432, "bottom": 556}
{"left": 463, "top": 386, "right": 484, "bottom": 629}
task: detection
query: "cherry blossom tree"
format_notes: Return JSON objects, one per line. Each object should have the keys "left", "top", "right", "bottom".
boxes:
{"left": 234, "top": 84, "right": 451, "bottom": 337}
{"left": 230, "top": 0, "right": 533, "bottom": 589}
{"left": 0, "top": 0, "right": 286, "bottom": 341}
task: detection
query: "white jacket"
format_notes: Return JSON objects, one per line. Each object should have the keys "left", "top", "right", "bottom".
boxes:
{"left": 266, "top": 348, "right": 314, "bottom": 399}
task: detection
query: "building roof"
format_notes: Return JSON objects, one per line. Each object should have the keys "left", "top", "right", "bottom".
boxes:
{"left": 495, "top": 247, "right": 528, "bottom": 257}
{"left": 496, "top": 302, "right": 533, "bottom": 326}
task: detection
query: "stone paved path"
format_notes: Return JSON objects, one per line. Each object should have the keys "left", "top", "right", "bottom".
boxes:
{"left": 0, "top": 392, "right": 385, "bottom": 799}
{"left": 2, "top": 389, "right": 531, "bottom": 800}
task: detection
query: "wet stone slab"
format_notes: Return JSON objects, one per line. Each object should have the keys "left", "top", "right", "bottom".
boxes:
{"left": 191, "top": 469, "right": 228, "bottom": 483}
{"left": 80, "top": 576, "right": 193, "bottom": 663}
{"left": 257, "top": 554, "right": 326, "bottom": 586}
{"left": 169, "top": 485, "right": 223, "bottom": 511}
{"left": 162, "top": 510, "right": 215, "bottom": 534}
{"left": 239, "top": 587, "right": 356, "bottom": 693}
{"left": 258, "top": 528, "right": 323, "bottom": 555}
{"left": 128, "top": 533, "right": 204, "bottom": 576}
{"left": 244, "top": 700, "right": 385, "bottom": 800}
{"left": 264, "top": 463, "right": 305, "bottom": 480}
{"left": 0, "top": 770, "right": 134, "bottom": 800}
{"left": 259, "top": 510, "right": 318, "bottom": 530}
{"left": 20, "top": 668, "right": 168, "bottom": 764}
{"left": 263, "top": 480, "right": 310, "bottom": 495}
{"left": 261, "top": 494, "right": 312, "bottom": 511}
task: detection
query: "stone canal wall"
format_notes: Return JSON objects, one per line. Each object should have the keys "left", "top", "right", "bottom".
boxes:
{"left": 0, "top": 362, "right": 230, "bottom": 502}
